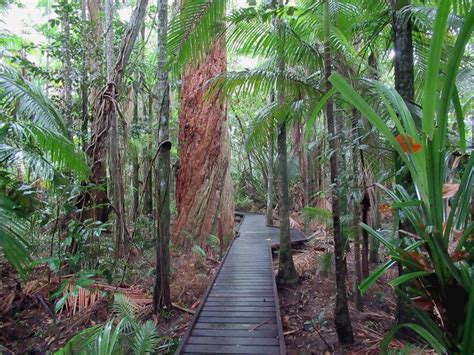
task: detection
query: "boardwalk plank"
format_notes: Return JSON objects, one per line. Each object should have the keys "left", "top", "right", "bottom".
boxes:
{"left": 176, "top": 213, "right": 306, "bottom": 354}
{"left": 183, "top": 344, "right": 280, "bottom": 354}
{"left": 187, "top": 337, "right": 279, "bottom": 346}
{"left": 199, "top": 311, "right": 276, "bottom": 317}
{"left": 193, "top": 323, "right": 277, "bottom": 330}
{"left": 191, "top": 329, "right": 278, "bottom": 338}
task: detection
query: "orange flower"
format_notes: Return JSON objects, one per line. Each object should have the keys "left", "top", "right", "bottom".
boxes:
{"left": 379, "top": 203, "right": 393, "bottom": 217}
{"left": 396, "top": 134, "right": 422, "bottom": 153}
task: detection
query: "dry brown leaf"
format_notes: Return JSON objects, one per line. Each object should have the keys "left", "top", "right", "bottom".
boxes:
{"left": 442, "top": 183, "right": 459, "bottom": 198}
{"left": 450, "top": 250, "right": 467, "bottom": 262}
{"left": 0, "top": 291, "right": 15, "bottom": 313}
{"left": 407, "top": 252, "right": 433, "bottom": 272}
{"left": 412, "top": 296, "right": 433, "bottom": 312}
{"left": 453, "top": 229, "right": 463, "bottom": 241}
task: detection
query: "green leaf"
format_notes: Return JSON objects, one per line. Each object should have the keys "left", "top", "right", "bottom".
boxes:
{"left": 452, "top": 87, "right": 466, "bottom": 153}
{"left": 389, "top": 271, "right": 431, "bottom": 288}
{"left": 0, "top": 65, "right": 67, "bottom": 135}
{"left": 437, "top": 5, "right": 474, "bottom": 147}
{"left": 421, "top": 0, "right": 451, "bottom": 138}
{"left": 0, "top": 206, "right": 31, "bottom": 277}
{"left": 461, "top": 277, "right": 474, "bottom": 355}
{"left": 359, "top": 259, "right": 395, "bottom": 295}
{"left": 381, "top": 323, "right": 447, "bottom": 354}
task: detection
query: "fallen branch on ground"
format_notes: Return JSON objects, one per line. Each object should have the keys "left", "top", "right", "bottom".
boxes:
{"left": 172, "top": 302, "right": 195, "bottom": 314}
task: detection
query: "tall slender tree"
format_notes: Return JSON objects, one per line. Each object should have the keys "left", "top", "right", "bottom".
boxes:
{"left": 391, "top": 0, "right": 417, "bottom": 327}
{"left": 61, "top": 0, "right": 73, "bottom": 137}
{"left": 266, "top": 93, "right": 275, "bottom": 226}
{"left": 154, "top": 0, "right": 171, "bottom": 311}
{"left": 275, "top": 0, "right": 298, "bottom": 286}
{"left": 143, "top": 94, "right": 154, "bottom": 216}
{"left": 351, "top": 108, "right": 363, "bottom": 311}
{"left": 323, "top": 0, "right": 354, "bottom": 344}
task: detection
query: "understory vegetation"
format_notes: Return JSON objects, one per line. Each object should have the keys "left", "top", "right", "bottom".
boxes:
{"left": 0, "top": 0, "right": 473, "bottom": 353}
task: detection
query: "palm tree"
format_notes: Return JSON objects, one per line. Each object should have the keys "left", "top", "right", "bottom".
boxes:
{"left": 274, "top": 0, "right": 298, "bottom": 287}
{"left": 323, "top": 0, "right": 354, "bottom": 344}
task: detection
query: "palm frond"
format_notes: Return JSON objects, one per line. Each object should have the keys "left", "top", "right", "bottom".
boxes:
{"left": 0, "top": 65, "right": 67, "bottom": 135}
{"left": 208, "top": 68, "right": 320, "bottom": 102}
{"left": 0, "top": 122, "right": 89, "bottom": 180}
{"left": 131, "top": 321, "right": 160, "bottom": 355}
{"left": 399, "top": 5, "right": 465, "bottom": 33}
{"left": 168, "top": 0, "right": 226, "bottom": 72}
{"left": 0, "top": 205, "right": 31, "bottom": 277}
{"left": 227, "top": 7, "right": 323, "bottom": 71}
{"left": 112, "top": 293, "right": 139, "bottom": 332}
{"left": 92, "top": 319, "right": 125, "bottom": 355}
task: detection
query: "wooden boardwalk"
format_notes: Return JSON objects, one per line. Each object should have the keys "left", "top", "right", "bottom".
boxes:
{"left": 176, "top": 213, "right": 306, "bottom": 354}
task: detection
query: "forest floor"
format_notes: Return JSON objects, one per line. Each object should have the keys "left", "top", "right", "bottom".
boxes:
{"left": 1, "top": 213, "right": 411, "bottom": 354}
{"left": 278, "top": 234, "right": 402, "bottom": 354}
{"left": 277, "top": 213, "right": 428, "bottom": 354}
{"left": 0, "top": 243, "right": 219, "bottom": 354}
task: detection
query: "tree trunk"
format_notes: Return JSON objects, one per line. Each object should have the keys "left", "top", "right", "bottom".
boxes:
{"left": 86, "top": 0, "right": 103, "bottom": 98}
{"left": 266, "top": 94, "right": 275, "bottom": 225}
{"left": 175, "top": 38, "right": 234, "bottom": 249}
{"left": 105, "top": 0, "right": 128, "bottom": 257}
{"left": 367, "top": 51, "right": 380, "bottom": 265}
{"left": 132, "top": 84, "right": 140, "bottom": 218}
{"left": 153, "top": 0, "right": 171, "bottom": 311}
{"left": 351, "top": 108, "right": 363, "bottom": 311}
{"left": 80, "top": 0, "right": 89, "bottom": 151}
{"left": 369, "top": 189, "right": 381, "bottom": 263}
{"left": 62, "top": 0, "right": 73, "bottom": 137}
{"left": 143, "top": 93, "right": 153, "bottom": 215}
{"left": 323, "top": 0, "right": 354, "bottom": 344}
{"left": 275, "top": 0, "right": 298, "bottom": 287}
{"left": 392, "top": 0, "right": 415, "bottom": 104}
{"left": 360, "top": 185, "right": 370, "bottom": 279}
{"left": 266, "top": 133, "right": 275, "bottom": 225}
{"left": 391, "top": 0, "right": 417, "bottom": 328}
{"left": 82, "top": 0, "right": 148, "bottom": 227}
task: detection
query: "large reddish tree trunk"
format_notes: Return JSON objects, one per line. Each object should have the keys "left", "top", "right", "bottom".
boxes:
{"left": 175, "top": 38, "right": 234, "bottom": 249}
